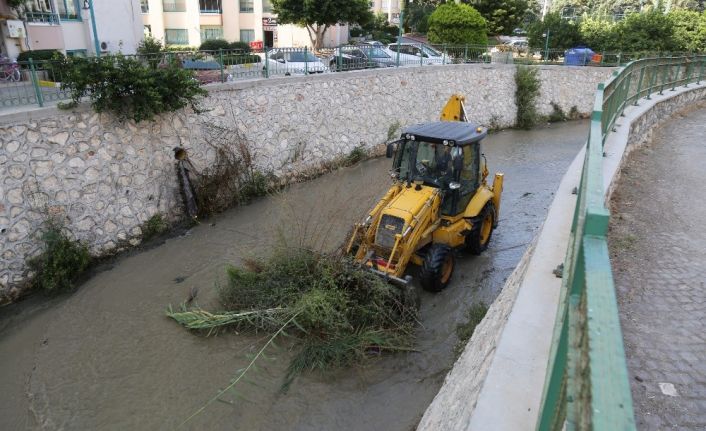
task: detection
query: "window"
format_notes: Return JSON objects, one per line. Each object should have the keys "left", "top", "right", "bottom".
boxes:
{"left": 200, "top": 26, "right": 223, "bottom": 41}
{"left": 162, "top": 0, "right": 185, "bottom": 12}
{"left": 199, "top": 0, "right": 221, "bottom": 13}
{"left": 66, "top": 49, "right": 87, "bottom": 57}
{"left": 239, "top": 29, "right": 255, "bottom": 43}
{"left": 56, "top": 0, "right": 80, "bottom": 20}
{"left": 140, "top": 0, "right": 149, "bottom": 13}
{"left": 239, "top": 0, "right": 253, "bottom": 13}
{"left": 262, "top": 0, "right": 272, "bottom": 12}
{"left": 165, "top": 29, "right": 189, "bottom": 45}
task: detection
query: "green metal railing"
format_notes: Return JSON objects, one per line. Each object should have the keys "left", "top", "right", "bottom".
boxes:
{"left": 536, "top": 55, "right": 706, "bottom": 431}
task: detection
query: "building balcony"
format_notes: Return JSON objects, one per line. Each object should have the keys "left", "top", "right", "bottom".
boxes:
{"left": 24, "top": 12, "right": 61, "bottom": 25}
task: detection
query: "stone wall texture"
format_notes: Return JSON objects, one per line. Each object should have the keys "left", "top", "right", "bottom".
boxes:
{"left": 0, "top": 64, "right": 614, "bottom": 302}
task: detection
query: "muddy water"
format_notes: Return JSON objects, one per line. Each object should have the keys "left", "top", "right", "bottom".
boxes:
{"left": 0, "top": 121, "right": 588, "bottom": 431}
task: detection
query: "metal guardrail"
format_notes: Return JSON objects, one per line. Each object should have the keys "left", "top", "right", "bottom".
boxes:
{"left": 536, "top": 55, "right": 706, "bottom": 430}
{"left": 2, "top": 46, "right": 704, "bottom": 111}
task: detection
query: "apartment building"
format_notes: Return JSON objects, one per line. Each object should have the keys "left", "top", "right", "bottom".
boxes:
{"left": 371, "top": 0, "right": 401, "bottom": 25}
{"left": 140, "top": 0, "right": 348, "bottom": 49}
{"left": 0, "top": 0, "right": 143, "bottom": 60}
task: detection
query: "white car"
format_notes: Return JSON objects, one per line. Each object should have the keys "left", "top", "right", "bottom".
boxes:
{"left": 265, "top": 48, "right": 328, "bottom": 75}
{"left": 384, "top": 43, "right": 445, "bottom": 66}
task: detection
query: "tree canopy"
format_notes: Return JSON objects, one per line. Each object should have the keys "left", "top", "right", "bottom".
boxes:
{"left": 271, "top": 0, "right": 373, "bottom": 49}
{"left": 463, "top": 0, "right": 529, "bottom": 35}
{"left": 527, "top": 12, "right": 582, "bottom": 50}
{"left": 427, "top": 2, "right": 489, "bottom": 45}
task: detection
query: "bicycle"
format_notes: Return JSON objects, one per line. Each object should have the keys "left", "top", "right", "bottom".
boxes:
{"left": 0, "top": 55, "right": 21, "bottom": 82}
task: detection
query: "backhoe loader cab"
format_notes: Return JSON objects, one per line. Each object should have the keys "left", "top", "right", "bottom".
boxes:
{"left": 346, "top": 95, "right": 504, "bottom": 292}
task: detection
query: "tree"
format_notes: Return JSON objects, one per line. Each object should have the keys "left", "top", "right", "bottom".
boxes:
{"left": 668, "top": 9, "right": 706, "bottom": 51}
{"left": 427, "top": 2, "right": 488, "bottom": 45}
{"left": 579, "top": 17, "right": 619, "bottom": 51}
{"left": 615, "top": 10, "right": 678, "bottom": 51}
{"left": 405, "top": 0, "right": 439, "bottom": 33}
{"left": 527, "top": 12, "right": 581, "bottom": 50}
{"left": 271, "top": 0, "right": 373, "bottom": 50}
{"left": 464, "top": 0, "right": 529, "bottom": 35}
{"left": 362, "top": 13, "right": 399, "bottom": 44}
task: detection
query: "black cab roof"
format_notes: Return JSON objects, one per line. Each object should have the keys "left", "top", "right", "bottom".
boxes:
{"left": 401, "top": 121, "right": 487, "bottom": 146}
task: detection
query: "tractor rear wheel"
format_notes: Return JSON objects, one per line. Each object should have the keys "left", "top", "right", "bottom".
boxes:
{"left": 467, "top": 203, "right": 495, "bottom": 255}
{"left": 420, "top": 244, "right": 455, "bottom": 292}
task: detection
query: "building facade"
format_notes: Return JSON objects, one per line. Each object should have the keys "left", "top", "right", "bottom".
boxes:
{"left": 0, "top": 0, "right": 143, "bottom": 60}
{"left": 139, "top": 0, "right": 348, "bottom": 49}
{"left": 371, "top": 0, "right": 401, "bottom": 25}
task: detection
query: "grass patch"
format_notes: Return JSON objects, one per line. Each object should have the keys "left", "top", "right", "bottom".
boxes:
{"left": 28, "top": 219, "right": 91, "bottom": 293}
{"left": 515, "top": 66, "right": 541, "bottom": 130}
{"left": 387, "top": 121, "right": 401, "bottom": 141}
{"left": 453, "top": 303, "right": 489, "bottom": 358}
{"left": 141, "top": 214, "right": 168, "bottom": 241}
{"left": 167, "top": 247, "right": 419, "bottom": 421}
{"left": 343, "top": 145, "right": 367, "bottom": 166}
{"left": 568, "top": 105, "right": 580, "bottom": 120}
{"left": 612, "top": 233, "right": 638, "bottom": 251}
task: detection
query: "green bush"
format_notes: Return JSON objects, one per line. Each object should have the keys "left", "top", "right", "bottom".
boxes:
{"left": 141, "top": 214, "right": 168, "bottom": 241}
{"left": 669, "top": 9, "right": 706, "bottom": 52}
{"left": 428, "top": 3, "right": 488, "bottom": 45}
{"left": 454, "top": 303, "right": 488, "bottom": 358}
{"left": 579, "top": 17, "right": 619, "bottom": 51}
{"left": 362, "top": 13, "right": 399, "bottom": 44}
{"left": 615, "top": 11, "right": 677, "bottom": 52}
{"left": 59, "top": 54, "right": 207, "bottom": 122}
{"left": 515, "top": 65, "right": 541, "bottom": 129}
{"left": 228, "top": 41, "right": 252, "bottom": 52}
{"left": 349, "top": 27, "right": 364, "bottom": 37}
{"left": 199, "top": 38, "right": 231, "bottom": 51}
{"left": 17, "top": 49, "right": 65, "bottom": 63}
{"left": 137, "top": 35, "right": 164, "bottom": 56}
{"left": 28, "top": 220, "right": 91, "bottom": 293}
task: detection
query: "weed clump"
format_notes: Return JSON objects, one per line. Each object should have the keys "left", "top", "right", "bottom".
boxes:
{"left": 28, "top": 220, "right": 91, "bottom": 293}
{"left": 343, "top": 145, "right": 367, "bottom": 166}
{"left": 141, "top": 214, "right": 168, "bottom": 241}
{"left": 453, "top": 303, "right": 489, "bottom": 358}
{"left": 548, "top": 102, "right": 567, "bottom": 123}
{"left": 168, "top": 247, "right": 418, "bottom": 390}
{"left": 515, "top": 66, "right": 541, "bottom": 130}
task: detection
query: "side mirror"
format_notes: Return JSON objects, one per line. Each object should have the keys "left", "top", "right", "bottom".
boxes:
{"left": 449, "top": 182, "right": 461, "bottom": 190}
{"left": 386, "top": 142, "right": 395, "bottom": 158}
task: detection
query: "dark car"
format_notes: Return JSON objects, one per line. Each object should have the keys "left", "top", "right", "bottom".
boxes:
{"left": 328, "top": 46, "right": 395, "bottom": 71}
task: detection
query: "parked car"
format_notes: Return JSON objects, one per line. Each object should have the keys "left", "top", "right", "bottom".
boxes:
{"left": 265, "top": 48, "right": 328, "bottom": 75}
{"left": 490, "top": 39, "right": 528, "bottom": 54}
{"left": 328, "top": 46, "right": 396, "bottom": 71}
{"left": 512, "top": 28, "right": 527, "bottom": 36}
{"left": 170, "top": 58, "right": 231, "bottom": 84}
{"left": 384, "top": 43, "right": 444, "bottom": 65}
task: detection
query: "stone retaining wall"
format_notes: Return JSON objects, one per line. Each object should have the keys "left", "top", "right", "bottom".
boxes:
{"left": 0, "top": 64, "right": 614, "bottom": 302}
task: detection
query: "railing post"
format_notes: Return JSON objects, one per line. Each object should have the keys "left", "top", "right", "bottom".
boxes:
{"left": 420, "top": 44, "right": 424, "bottom": 67}
{"left": 442, "top": 43, "right": 446, "bottom": 65}
{"left": 28, "top": 58, "right": 44, "bottom": 108}
{"left": 646, "top": 59, "right": 659, "bottom": 99}
{"left": 264, "top": 45, "right": 269, "bottom": 78}
{"left": 616, "top": 52, "right": 621, "bottom": 67}
{"left": 337, "top": 43, "right": 342, "bottom": 72}
{"left": 464, "top": 44, "right": 468, "bottom": 63}
{"left": 304, "top": 46, "right": 309, "bottom": 75}
{"left": 634, "top": 65, "right": 645, "bottom": 105}
{"left": 219, "top": 48, "right": 225, "bottom": 83}
{"left": 684, "top": 55, "right": 694, "bottom": 87}
{"left": 659, "top": 59, "right": 669, "bottom": 95}
{"left": 671, "top": 59, "right": 681, "bottom": 91}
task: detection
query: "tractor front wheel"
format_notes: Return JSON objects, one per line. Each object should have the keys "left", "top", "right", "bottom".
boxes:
{"left": 420, "top": 244, "right": 455, "bottom": 292}
{"left": 467, "top": 203, "right": 495, "bottom": 255}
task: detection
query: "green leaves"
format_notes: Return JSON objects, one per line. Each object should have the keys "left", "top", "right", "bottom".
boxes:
{"left": 467, "top": 0, "right": 530, "bottom": 36}
{"left": 515, "top": 66, "right": 541, "bottom": 130}
{"left": 60, "top": 55, "right": 207, "bottom": 123}
{"left": 428, "top": 2, "right": 489, "bottom": 45}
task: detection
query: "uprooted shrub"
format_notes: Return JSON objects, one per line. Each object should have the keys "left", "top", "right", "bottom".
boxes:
{"left": 28, "top": 219, "right": 91, "bottom": 293}
{"left": 167, "top": 247, "right": 419, "bottom": 419}
{"left": 59, "top": 54, "right": 207, "bottom": 122}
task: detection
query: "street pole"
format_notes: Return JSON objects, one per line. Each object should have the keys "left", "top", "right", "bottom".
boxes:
{"left": 544, "top": 30, "right": 550, "bottom": 63}
{"left": 84, "top": 0, "right": 101, "bottom": 57}
{"left": 396, "top": 0, "right": 405, "bottom": 67}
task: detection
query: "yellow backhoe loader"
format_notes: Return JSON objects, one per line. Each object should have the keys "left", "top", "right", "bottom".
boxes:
{"left": 345, "top": 95, "right": 504, "bottom": 292}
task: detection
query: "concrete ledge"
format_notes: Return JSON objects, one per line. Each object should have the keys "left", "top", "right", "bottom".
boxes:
{"left": 418, "top": 81, "right": 706, "bottom": 430}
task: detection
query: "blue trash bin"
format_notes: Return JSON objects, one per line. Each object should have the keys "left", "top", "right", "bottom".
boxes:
{"left": 564, "top": 47, "right": 595, "bottom": 66}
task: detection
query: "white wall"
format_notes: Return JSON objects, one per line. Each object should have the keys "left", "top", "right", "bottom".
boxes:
{"left": 92, "top": 0, "right": 143, "bottom": 54}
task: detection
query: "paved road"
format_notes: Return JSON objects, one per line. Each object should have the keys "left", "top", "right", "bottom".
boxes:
{"left": 609, "top": 102, "right": 706, "bottom": 430}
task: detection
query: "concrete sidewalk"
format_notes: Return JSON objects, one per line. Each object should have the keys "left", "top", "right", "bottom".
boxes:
{"left": 609, "top": 102, "right": 706, "bottom": 430}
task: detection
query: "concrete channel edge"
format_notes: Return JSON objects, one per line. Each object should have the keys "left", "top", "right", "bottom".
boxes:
{"left": 417, "top": 82, "right": 706, "bottom": 431}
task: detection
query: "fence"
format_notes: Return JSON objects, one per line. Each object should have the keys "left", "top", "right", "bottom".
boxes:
{"left": 535, "top": 55, "right": 706, "bottom": 430}
{"left": 1, "top": 45, "right": 703, "bottom": 110}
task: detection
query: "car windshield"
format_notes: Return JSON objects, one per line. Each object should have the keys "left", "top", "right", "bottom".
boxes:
{"left": 395, "top": 140, "right": 463, "bottom": 186}
{"left": 366, "top": 47, "right": 390, "bottom": 58}
{"left": 422, "top": 45, "right": 441, "bottom": 57}
{"left": 285, "top": 51, "right": 319, "bottom": 62}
